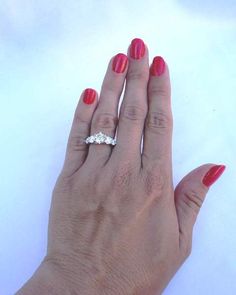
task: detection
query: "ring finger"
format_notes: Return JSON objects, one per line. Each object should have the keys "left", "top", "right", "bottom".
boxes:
{"left": 85, "top": 53, "right": 128, "bottom": 166}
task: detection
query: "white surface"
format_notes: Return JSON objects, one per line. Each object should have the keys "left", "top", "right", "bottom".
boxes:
{"left": 0, "top": 1, "right": 236, "bottom": 294}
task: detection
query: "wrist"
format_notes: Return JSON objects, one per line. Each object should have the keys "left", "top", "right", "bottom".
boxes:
{"left": 16, "top": 260, "right": 68, "bottom": 295}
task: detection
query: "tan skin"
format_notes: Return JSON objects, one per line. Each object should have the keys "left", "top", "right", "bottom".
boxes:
{"left": 17, "top": 40, "right": 224, "bottom": 295}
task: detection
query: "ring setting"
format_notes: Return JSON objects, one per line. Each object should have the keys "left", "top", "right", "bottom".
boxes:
{"left": 85, "top": 132, "right": 116, "bottom": 146}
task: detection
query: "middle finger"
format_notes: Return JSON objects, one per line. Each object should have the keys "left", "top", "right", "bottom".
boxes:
{"left": 112, "top": 38, "right": 149, "bottom": 162}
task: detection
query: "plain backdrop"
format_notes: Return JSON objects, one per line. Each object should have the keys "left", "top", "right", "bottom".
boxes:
{"left": 0, "top": 0, "right": 236, "bottom": 294}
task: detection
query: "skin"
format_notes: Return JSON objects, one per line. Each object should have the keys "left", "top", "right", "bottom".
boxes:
{"left": 17, "top": 41, "right": 218, "bottom": 295}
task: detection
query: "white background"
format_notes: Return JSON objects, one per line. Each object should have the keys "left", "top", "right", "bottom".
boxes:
{"left": 0, "top": 1, "right": 236, "bottom": 294}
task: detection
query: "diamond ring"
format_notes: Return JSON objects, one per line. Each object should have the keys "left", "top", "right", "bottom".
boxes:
{"left": 85, "top": 132, "right": 116, "bottom": 146}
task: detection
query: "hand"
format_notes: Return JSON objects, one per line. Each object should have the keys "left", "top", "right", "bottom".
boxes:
{"left": 17, "top": 38, "right": 225, "bottom": 295}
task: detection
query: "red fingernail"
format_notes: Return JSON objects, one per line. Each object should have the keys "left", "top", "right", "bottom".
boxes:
{"left": 83, "top": 88, "right": 96, "bottom": 104}
{"left": 150, "top": 56, "right": 166, "bottom": 76}
{"left": 112, "top": 53, "right": 128, "bottom": 73}
{"left": 202, "top": 165, "right": 226, "bottom": 187}
{"left": 130, "top": 38, "right": 146, "bottom": 59}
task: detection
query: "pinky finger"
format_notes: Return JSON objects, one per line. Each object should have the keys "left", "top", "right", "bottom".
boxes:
{"left": 62, "top": 88, "right": 98, "bottom": 177}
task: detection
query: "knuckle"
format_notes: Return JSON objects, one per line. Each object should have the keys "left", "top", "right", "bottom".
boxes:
{"left": 145, "top": 111, "right": 172, "bottom": 133}
{"left": 68, "top": 135, "right": 87, "bottom": 152}
{"left": 73, "top": 114, "right": 90, "bottom": 129}
{"left": 93, "top": 112, "right": 118, "bottom": 129}
{"left": 149, "top": 83, "right": 170, "bottom": 98}
{"left": 121, "top": 104, "right": 146, "bottom": 122}
{"left": 69, "top": 116, "right": 91, "bottom": 152}
{"left": 127, "top": 69, "right": 148, "bottom": 82}
{"left": 182, "top": 189, "right": 204, "bottom": 214}
{"left": 102, "top": 79, "right": 119, "bottom": 93}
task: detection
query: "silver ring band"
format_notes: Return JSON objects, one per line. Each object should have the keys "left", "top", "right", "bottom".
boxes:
{"left": 85, "top": 132, "right": 116, "bottom": 146}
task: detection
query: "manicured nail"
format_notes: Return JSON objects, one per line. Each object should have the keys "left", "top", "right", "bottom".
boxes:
{"left": 202, "top": 165, "right": 226, "bottom": 187}
{"left": 112, "top": 53, "right": 128, "bottom": 73}
{"left": 130, "top": 38, "right": 146, "bottom": 59}
{"left": 83, "top": 88, "right": 96, "bottom": 104}
{"left": 150, "top": 56, "right": 165, "bottom": 76}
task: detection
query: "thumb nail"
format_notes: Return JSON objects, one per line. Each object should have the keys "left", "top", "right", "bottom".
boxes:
{"left": 202, "top": 165, "right": 226, "bottom": 187}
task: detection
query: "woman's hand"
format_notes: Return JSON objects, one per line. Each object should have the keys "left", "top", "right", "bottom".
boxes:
{"left": 17, "top": 38, "right": 225, "bottom": 295}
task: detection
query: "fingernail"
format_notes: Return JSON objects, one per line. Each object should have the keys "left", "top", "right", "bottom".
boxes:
{"left": 150, "top": 56, "right": 165, "bottom": 76}
{"left": 112, "top": 53, "right": 128, "bottom": 73}
{"left": 202, "top": 165, "right": 226, "bottom": 187}
{"left": 130, "top": 38, "right": 146, "bottom": 59}
{"left": 83, "top": 88, "right": 96, "bottom": 104}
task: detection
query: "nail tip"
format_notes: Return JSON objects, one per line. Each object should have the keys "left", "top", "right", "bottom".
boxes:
{"left": 216, "top": 164, "right": 226, "bottom": 173}
{"left": 115, "top": 53, "right": 127, "bottom": 58}
{"left": 218, "top": 164, "right": 226, "bottom": 174}
{"left": 202, "top": 164, "right": 226, "bottom": 187}
{"left": 153, "top": 56, "right": 165, "bottom": 62}
{"left": 131, "top": 37, "right": 144, "bottom": 43}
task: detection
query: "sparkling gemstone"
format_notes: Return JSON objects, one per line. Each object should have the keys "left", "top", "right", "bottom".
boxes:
{"left": 85, "top": 132, "right": 116, "bottom": 145}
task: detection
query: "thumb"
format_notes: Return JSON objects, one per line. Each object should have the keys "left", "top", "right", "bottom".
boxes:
{"left": 175, "top": 164, "right": 226, "bottom": 256}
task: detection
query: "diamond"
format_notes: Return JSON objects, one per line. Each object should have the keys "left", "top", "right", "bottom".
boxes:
{"left": 105, "top": 138, "right": 111, "bottom": 144}
{"left": 85, "top": 132, "right": 116, "bottom": 145}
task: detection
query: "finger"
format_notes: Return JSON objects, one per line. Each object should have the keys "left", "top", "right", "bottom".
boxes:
{"left": 112, "top": 38, "right": 149, "bottom": 162}
{"left": 85, "top": 53, "right": 128, "bottom": 166}
{"left": 175, "top": 164, "right": 226, "bottom": 258}
{"left": 62, "top": 88, "right": 98, "bottom": 176}
{"left": 142, "top": 56, "right": 172, "bottom": 173}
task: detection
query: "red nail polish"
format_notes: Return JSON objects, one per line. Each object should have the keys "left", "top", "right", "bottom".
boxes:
{"left": 112, "top": 53, "right": 128, "bottom": 73}
{"left": 150, "top": 56, "right": 165, "bottom": 76}
{"left": 83, "top": 88, "right": 96, "bottom": 104}
{"left": 202, "top": 165, "right": 226, "bottom": 187}
{"left": 130, "top": 38, "right": 146, "bottom": 59}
